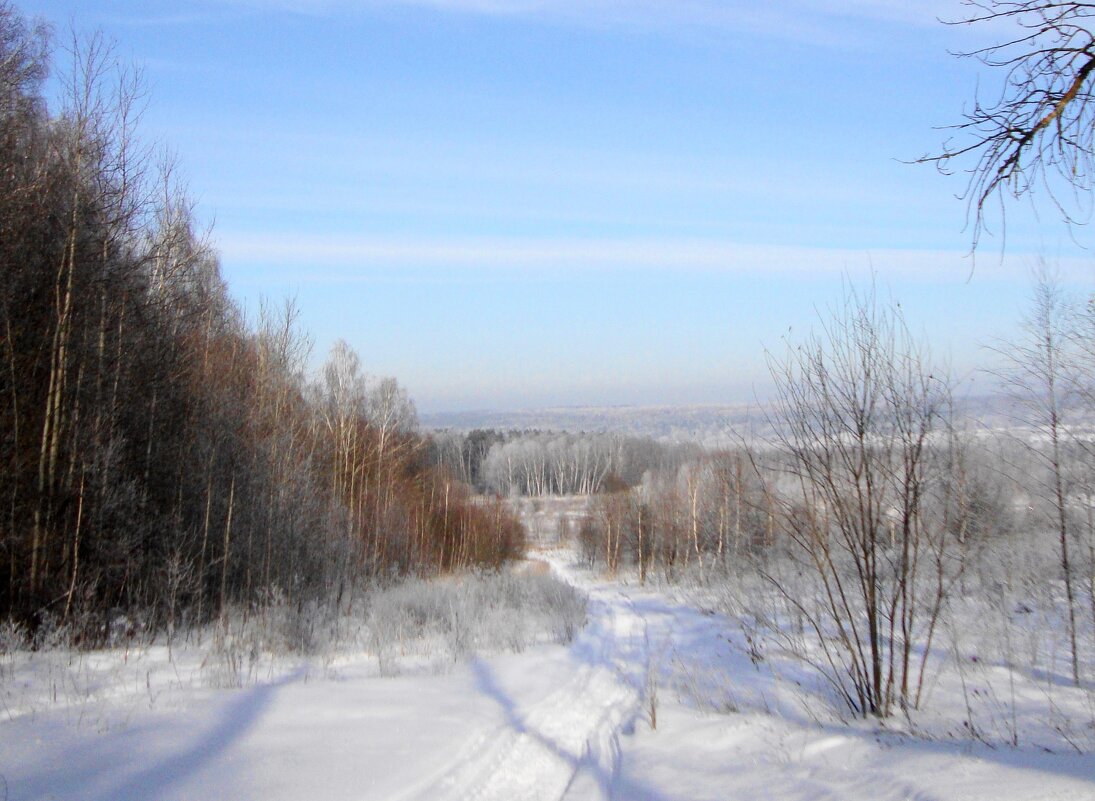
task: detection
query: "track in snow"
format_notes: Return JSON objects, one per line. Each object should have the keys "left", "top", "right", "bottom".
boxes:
{"left": 405, "top": 566, "right": 653, "bottom": 801}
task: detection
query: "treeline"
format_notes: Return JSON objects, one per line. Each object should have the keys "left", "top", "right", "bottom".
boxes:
{"left": 429, "top": 429, "right": 699, "bottom": 497}
{"left": 578, "top": 450, "right": 771, "bottom": 580}
{"left": 0, "top": 5, "right": 522, "bottom": 642}
{"left": 579, "top": 437, "right": 1013, "bottom": 585}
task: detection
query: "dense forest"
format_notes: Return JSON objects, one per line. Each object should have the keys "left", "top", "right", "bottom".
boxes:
{"left": 428, "top": 428, "right": 699, "bottom": 497}
{"left": 0, "top": 5, "right": 523, "bottom": 642}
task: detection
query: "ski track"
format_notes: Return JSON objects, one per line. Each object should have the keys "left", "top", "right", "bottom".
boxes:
{"left": 409, "top": 574, "right": 646, "bottom": 801}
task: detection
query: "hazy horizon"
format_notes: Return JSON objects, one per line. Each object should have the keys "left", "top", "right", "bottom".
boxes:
{"left": 20, "top": 0, "right": 1095, "bottom": 412}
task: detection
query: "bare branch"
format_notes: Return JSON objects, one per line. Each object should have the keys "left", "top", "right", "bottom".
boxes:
{"left": 923, "top": 1, "right": 1095, "bottom": 250}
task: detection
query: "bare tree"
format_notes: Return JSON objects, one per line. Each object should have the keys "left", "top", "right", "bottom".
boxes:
{"left": 995, "top": 270, "right": 1081, "bottom": 684}
{"left": 763, "top": 286, "right": 959, "bottom": 717}
{"left": 926, "top": 2, "right": 1095, "bottom": 247}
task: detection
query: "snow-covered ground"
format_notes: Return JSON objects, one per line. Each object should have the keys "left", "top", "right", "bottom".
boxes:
{"left": 3, "top": 553, "right": 1095, "bottom": 800}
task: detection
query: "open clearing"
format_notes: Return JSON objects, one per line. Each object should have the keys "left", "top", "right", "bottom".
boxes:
{"left": 3, "top": 552, "right": 1095, "bottom": 801}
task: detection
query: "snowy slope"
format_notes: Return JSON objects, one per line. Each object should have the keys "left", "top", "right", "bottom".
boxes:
{"left": 3, "top": 554, "right": 1095, "bottom": 800}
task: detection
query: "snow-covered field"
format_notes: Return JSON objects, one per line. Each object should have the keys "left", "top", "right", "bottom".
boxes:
{"left": 3, "top": 552, "right": 1095, "bottom": 800}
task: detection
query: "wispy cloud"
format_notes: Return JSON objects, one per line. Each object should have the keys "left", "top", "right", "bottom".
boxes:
{"left": 99, "top": 12, "right": 222, "bottom": 27}
{"left": 215, "top": 232, "right": 1075, "bottom": 282}
{"left": 218, "top": 0, "right": 963, "bottom": 46}
{"left": 89, "top": 0, "right": 976, "bottom": 51}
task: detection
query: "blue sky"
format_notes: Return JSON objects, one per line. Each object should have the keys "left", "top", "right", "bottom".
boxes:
{"left": 19, "top": 0, "right": 1095, "bottom": 411}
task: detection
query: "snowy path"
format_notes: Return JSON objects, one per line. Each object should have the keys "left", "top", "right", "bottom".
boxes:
{"left": 0, "top": 557, "right": 665, "bottom": 801}
{"left": 4, "top": 552, "right": 1095, "bottom": 800}
{"left": 412, "top": 555, "right": 1095, "bottom": 801}
{"left": 403, "top": 579, "right": 650, "bottom": 801}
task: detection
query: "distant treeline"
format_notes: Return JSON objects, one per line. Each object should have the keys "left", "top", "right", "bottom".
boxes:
{"left": 428, "top": 429, "right": 700, "bottom": 497}
{"left": 0, "top": 4, "right": 522, "bottom": 641}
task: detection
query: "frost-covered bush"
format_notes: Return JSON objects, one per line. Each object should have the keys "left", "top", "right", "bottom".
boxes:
{"left": 363, "top": 568, "right": 587, "bottom": 673}
{"left": 522, "top": 571, "right": 588, "bottom": 643}
{"left": 31, "top": 613, "right": 74, "bottom": 651}
{"left": 0, "top": 619, "right": 29, "bottom": 654}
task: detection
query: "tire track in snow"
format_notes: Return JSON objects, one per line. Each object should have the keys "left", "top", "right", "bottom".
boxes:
{"left": 407, "top": 574, "right": 649, "bottom": 801}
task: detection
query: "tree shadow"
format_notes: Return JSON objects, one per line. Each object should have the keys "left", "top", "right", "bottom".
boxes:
{"left": 470, "top": 658, "right": 669, "bottom": 801}
{"left": 104, "top": 670, "right": 300, "bottom": 801}
{"left": 16, "top": 670, "right": 301, "bottom": 801}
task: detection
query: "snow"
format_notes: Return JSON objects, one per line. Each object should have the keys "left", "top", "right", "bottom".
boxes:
{"left": 3, "top": 552, "right": 1095, "bottom": 801}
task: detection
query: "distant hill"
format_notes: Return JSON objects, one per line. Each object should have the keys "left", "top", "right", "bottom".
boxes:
{"left": 421, "top": 404, "right": 762, "bottom": 446}
{"left": 421, "top": 394, "right": 1035, "bottom": 446}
